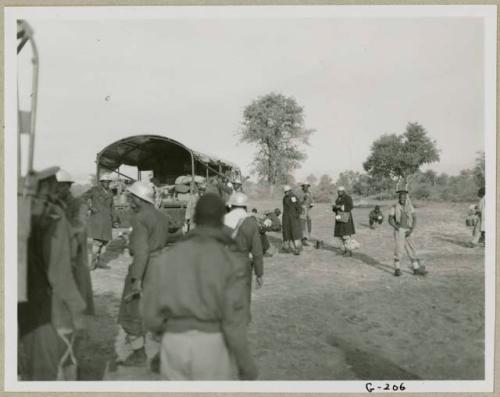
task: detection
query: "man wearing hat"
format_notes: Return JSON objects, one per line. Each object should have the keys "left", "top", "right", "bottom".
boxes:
{"left": 299, "top": 182, "right": 314, "bottom": 245}
{"left": 82, "top": 173, "right": 115, "bottom": 269}
{"left": 224, "top": 192, "right": 264, "bottom": 321}
{"left": 116, "top": 181, "right": 172, "bottom": 367}
{"left": 19, "top": 168, "right": 87, "bottom": 380}
{"left": 142, "top": 193, "right": 257, "bottom": 380}
{"left": 388, "top": 187, "right": 427, "bottom": 277}
{"left": 281, "top": 185, "right": 303, "bottom": 255}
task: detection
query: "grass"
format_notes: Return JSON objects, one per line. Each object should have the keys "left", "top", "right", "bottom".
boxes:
{"left": 80, "top": 200, "right": 485, "bottom": 380}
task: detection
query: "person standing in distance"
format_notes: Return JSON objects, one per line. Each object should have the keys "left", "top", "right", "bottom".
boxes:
{"left": 281, "top": 185, "right": 303, "bottom": 255}
{"left": 388, "top": 188, "right": 427, "bottom": 277}
{"left": 299, "top": 182, "right": 314, "bottom": 245}
{"left": 82, "top": 173, "right": 114, "bottom": 269}
{"left": 332, "top": 186, "right": 356, "bottom": 256}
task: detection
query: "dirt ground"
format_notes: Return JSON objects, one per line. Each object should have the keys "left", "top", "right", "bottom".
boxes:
{"left": 77, "top": 200, "right": 485, "bottom": 381}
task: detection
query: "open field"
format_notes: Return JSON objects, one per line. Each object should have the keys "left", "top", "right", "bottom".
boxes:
{"left": 77, "top": 201, "right": 485, "bottom": 381}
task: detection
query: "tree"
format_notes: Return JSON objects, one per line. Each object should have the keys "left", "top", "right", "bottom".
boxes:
{"left": 239, "top": 93, "right": 314, "bottom": 186}
{"left": 315, "top": 174, "right": 336, "bottom": 203}
{"left": 306, "top": 173, "right": 318, "bottom": 186}
{"left": 336, "top": 170, "right": 361, "bottom": 193}
{"left": 363, "top": 122, "right": 440, "bottom": 188}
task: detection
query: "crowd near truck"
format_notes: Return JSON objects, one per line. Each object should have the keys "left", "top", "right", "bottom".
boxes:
{"left": 96, "top": 134, "right": 242, "bottom": 231}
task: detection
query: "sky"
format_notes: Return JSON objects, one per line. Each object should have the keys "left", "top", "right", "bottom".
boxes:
{"left": 16, "top": 13, "right": 485, "bottom": 184}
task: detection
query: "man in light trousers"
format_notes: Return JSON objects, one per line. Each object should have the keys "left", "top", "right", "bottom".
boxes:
{"left": 388, "top": 188, "right": 428, "bottom": 277}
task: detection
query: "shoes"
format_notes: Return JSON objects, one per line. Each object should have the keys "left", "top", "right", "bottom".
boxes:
{"left": 413, "top": 266, "right": 428, "bottom": 276}
{"left": 264, "top": 252, "right": 273, "bottom": 257}
{"left": 394, "top": 269, "right": 401, "bottom": 277}
{"left": 343, "top": 250, "right": 352, "bottom": 257}
{"left": 302, "top": 239, "right": 310, "bottom": 247}
{"left": 121, "top": 347, "right": 147, "bottom": 367}
{"left": 293, "top": 249, "right": 300, "bottom": 256}
{"left": 150, "top": 353, "right": 160, "bottom": 374}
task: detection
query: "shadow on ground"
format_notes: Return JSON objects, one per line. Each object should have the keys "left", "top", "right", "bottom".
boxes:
{"left": 434, "top": 233, "right": 473, "bottom": 249}
{"left": 321, "top": 241, "right": 397, "bottom": 275}
{"left": 327, "top": 334, "right": 421, "bottom": 380}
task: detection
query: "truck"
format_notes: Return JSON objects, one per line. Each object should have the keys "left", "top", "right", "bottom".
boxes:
{"left": 96, "top": 134, "right": 241, "bottom": 231}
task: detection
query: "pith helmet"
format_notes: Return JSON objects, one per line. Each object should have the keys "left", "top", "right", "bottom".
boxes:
{"left": 127, "top": 181, "right": 155, "bottom": 204}
{"left": 56, "top": 169, "right": 74, "bottom": 184}
{"left": 99, "top": 173, "right": 113, "bottom": 182}
{"left": 228, "top": 192, "right": 248, "bottom": 207}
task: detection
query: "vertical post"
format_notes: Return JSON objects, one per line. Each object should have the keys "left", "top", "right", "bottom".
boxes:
{"left": 27, "top": 35, "right": 39, "bottom": 174}
{"left": 190, "top": 151, "right": 195, "bottom": 194}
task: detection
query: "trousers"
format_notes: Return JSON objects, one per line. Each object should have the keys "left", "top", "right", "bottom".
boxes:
{"left": 160, "top": 330, "right": 238, "bottom": 380}
{"left": 394, "top": 228, "right": 418, "bottom": 266}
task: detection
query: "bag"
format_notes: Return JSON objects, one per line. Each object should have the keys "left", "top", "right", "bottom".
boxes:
{"left": 345, "top": 238, "right": 360, "bottom": 251}
{"left": 336, "top": 211, "right": 350, "bottom": 223}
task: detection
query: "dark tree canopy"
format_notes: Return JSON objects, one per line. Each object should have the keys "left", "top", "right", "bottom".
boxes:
{"left": 240, "top": 93, "right": 314, "bottom": 185}
{"left": 363, "top": 122, "right": 440, "bottom": 185}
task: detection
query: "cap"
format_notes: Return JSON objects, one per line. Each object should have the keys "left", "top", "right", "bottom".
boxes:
{"left": 283, "top": 185, "right": 292, "bottom": 192}
{"left": 337, "top": 186, "right": 345, "bottom": 192}
{"left": 194, "top": 193, "right": 226, "bottom": 227}
{"left": 56, "top": 169, "right": 74, "bottom": 184}
{"left": 127, "top": 181, "right": 155, "bottom": 204}
{"left": 228, "top": 192, "right": 248, "bottom": 207}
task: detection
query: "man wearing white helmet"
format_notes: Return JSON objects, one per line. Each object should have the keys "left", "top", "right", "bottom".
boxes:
{"left": 81, "top": 173, "right": 115, "bottom": 269}
{"left": 224, "top": 192, "right": 263, "bottom": 322}
{"left": 281, "top": 185, "right": 302, "bottom": 255}
{"left": 117, "top": 181, "right": 172, "bottom": 368}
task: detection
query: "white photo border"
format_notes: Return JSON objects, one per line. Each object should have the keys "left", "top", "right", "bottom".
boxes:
{"left": 4, "top": 4, "right": 497, "bottom": 393}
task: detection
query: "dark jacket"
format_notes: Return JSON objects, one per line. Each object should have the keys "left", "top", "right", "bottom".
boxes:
{"left": 142, "top": 226, "right": 257, "bottom": 380}
{"left": 66, "top": 197, "right": 95, "bottom": 315}
{"left": 333, "top": 194, "right": 355, "bottom": 237}
{"left": 118, "top": 204, "right": 172, "bottom": 336}
{"left": 19, "top": 202, "right": 86, "bottom": 336}
{"left": 282, "top": 193, "right": 302, "bottom": 241}
{"left": 82, "top": 185, "right": 114, "bottom": 241}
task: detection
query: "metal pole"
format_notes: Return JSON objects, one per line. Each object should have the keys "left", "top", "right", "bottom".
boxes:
{"left": 27, "top": 29, "right": 39, "bottom": 174}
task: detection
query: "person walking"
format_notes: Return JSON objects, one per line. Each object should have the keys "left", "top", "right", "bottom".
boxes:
{"left": 281, "top": 185, "right": 303, "bottom": 255}
{"left": 142, "top": 193, "right": 258, "bottom": 380}
{"left": 332, "top": 186, "right": 356, "bottom": 256}
{"left": 388, "top": 188, "right": 427, "bottom": 277}
{"left": 299, "top": 182, "right": 314, "bottom": 245}
{"left": 225, "top": 192, "right": 264, "bottom": 321}
{"left": 82, "top": 173, "right": 115, "bottom": 270}
{"left": 117, "top": 181, "right": 172, "bottom": 367}
{"left": 19, "top": 168, "right": 87, "bottom": 380}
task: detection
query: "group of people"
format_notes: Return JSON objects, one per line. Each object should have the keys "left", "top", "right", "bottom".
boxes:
{"left": 19, "top": 165, "right": 485, "bottom": 381}
{"left": 277, "top": 182, "right": 429, "bottom": 277}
